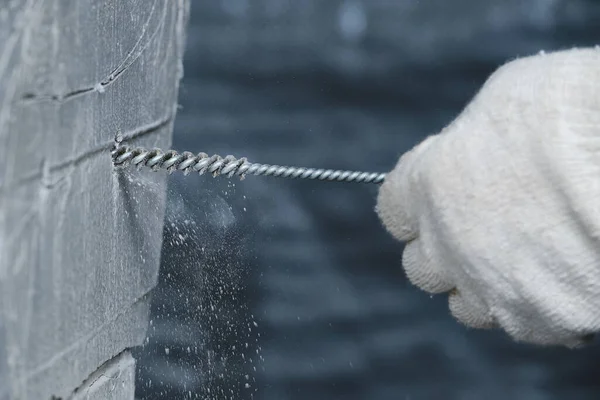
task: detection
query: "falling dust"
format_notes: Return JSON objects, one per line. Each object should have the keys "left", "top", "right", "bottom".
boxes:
{"left": 132, "top": 170, "right": 263, "bottom": 400}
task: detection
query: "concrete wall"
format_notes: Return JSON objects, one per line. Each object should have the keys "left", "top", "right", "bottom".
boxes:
{"left": 0, "top": 1, "right": 188, "bottom": 399}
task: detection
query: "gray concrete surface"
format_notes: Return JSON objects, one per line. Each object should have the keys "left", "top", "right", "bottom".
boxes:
{"left": 71, "top": 351, "right": 136, "bottom": 400}
{"left": 0, "top": 1, "right": 188, "bottom": 399}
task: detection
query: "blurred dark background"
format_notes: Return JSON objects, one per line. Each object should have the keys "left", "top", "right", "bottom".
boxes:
{"left": 134, "top": 1, "right": 600, "bottom": 399}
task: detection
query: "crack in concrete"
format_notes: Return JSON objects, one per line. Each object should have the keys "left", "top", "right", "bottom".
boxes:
{"left": 25, "top": 290, "right": 152, "bottom": 384}
{"left": 18, "top": 0, "right": 166, "bottom": 105}
{"left": 62, "top": 349, "right": 130, "bottom": 400}
{"left": 0, "top": 110, "right": 174, "bottom": 192}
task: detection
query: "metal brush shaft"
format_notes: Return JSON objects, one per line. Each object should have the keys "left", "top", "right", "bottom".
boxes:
{"left": 112, "top": 145, "right": 387, "bottom": 184}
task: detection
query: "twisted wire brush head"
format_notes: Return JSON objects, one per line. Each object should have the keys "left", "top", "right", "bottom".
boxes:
{"left": 111, "top": 140, "right": 387, "bottom": 184}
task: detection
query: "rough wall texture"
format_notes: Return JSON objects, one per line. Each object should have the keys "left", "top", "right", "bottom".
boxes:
{"left": 0, "top": 1, "right": 188, "bottom": 399}
{"left": 70, "top": 351, "right": 136, "bottom": 400}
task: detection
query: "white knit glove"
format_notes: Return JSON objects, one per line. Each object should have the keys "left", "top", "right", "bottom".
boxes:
{"left": 377, "top": 47, "right": 600, "bottom": 347}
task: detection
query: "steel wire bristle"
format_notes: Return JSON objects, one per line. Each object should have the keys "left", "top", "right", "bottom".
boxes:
{"left": 111, "top": 144, "right": 387, "bottom": 184}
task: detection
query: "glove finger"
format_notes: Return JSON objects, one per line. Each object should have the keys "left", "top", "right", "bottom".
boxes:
{"left": 493, "top": 304, "right": 599, "bottom": 347}
{"left": 377, "top": 136, "right": 437, "bottom": 242}
{"left": 449, "top": 289, "right": 497, "bottom": 329}
{"left": 402, "top": 239, "right": 453, "bottom": 294}
{"left": 377, "top": 161, "right": 418, "bottom": 241}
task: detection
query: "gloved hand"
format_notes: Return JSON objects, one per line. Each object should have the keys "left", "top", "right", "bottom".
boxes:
{"left": 377, "top": 47, "right": 600, "bottom": 347}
